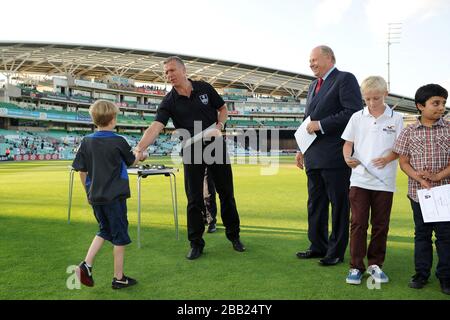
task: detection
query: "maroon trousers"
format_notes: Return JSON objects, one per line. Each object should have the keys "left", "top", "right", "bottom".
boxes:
{"left": 349, "top": 186, "right": 393, "bottom": 271}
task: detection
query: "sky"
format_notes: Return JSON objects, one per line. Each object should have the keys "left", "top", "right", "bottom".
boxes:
{"left": 1, "top": 0, "right": 450, "bottom": 98}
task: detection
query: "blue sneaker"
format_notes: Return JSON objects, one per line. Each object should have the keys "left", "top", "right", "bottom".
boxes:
{"left": 367, "top": 265, "right": 389, "bottom": 283}
{"left": 346, "top": 268, "right": 363, "bottom": 285}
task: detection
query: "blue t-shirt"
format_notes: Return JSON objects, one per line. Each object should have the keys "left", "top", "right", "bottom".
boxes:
{"left": 72, "top": 131, "right": 136, "bottom": 205}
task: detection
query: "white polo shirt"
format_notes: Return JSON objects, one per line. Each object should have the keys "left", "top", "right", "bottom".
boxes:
{"left": 341, "top": 105, "right": 404, "bottom": 192}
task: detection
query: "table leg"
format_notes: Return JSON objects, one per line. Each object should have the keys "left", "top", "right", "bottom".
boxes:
{"left": 68, "top": 169, "right": 74, "bottom": 224}
{"left": 137, "top": 175, "right": 142, "bottom": 248}
{"left": 170, "top": 173, "right": 179, "bottom": 240}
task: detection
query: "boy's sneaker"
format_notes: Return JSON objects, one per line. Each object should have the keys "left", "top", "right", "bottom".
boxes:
{"left": 75, "top": 261, "right": 94, "bottom": 287}
{"left": 367, "top": 265, "right": 389, "bottom": 283}
{"left": 408, "top": 273, "right": 428, "bottom": 289}
{"left": 112, "top": 275, "right": 138, "bottom": 289}
{"left": 346, "top": 268, "right": 363, "bottom": 285}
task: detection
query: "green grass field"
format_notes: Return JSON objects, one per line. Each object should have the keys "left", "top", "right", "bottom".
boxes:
{"left": 0, "top": 157, "right": 448, "bottom": 300}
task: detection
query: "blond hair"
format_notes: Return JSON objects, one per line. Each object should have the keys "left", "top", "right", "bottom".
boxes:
{"left": 89, "top": 100, "right": 119, "bottom": 127}
{"left": 360, "top": 76, "right": 388, "bottom": 94}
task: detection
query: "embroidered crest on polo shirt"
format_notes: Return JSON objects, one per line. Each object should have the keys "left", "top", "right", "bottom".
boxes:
{"left": 382, "top": 125, "right": 396, "bottom": 134}
{"left": 199, "top": 94, "right": 209, "bottom": 105}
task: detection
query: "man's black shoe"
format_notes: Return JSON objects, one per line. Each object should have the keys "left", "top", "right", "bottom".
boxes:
{"left": 186, "top": 247, "right": 203, "bottom": 260}
{"left": 232, "top": 239, "right": 246, "bottom": 252}
{"left": 439, "top": 278, "right": 450, "bottom": 295}
{"left": 408, "top": 273, "right": 428, "bottom": 289}
{"left": 296, "top": 250, "right": 325, "bottom": 259}
{"left": 207, "top": 223, "right": 217, "bottom": 233}
{"left": 319, "top": 256, "right": 344, "bottom": 266}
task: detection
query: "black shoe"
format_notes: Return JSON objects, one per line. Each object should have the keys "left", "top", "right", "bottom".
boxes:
{"left": 439, "top": 278, "right": 450, "bottom": 295}
{"left": 319, "top": 256, "right": 344, "bottom": 266}
{"left": 231, "top": 239, "right": 246, "bottom": 252}
{"left": 112, "top": 275, "right": 137, "bottom": 289}
{"left": 296, "top": 250, "right": 325, "bottom": 259}
{"left": 207, "top": 223, "right": 217, "bottom": 233}
{"left": 408, "top": 273, "right": 428, "bottom": 289}
{"left": 75, "top": 261, "right": 94, "bottom": 287}
{"left": 186, "top": 246, "right": 203, "bottom": 260}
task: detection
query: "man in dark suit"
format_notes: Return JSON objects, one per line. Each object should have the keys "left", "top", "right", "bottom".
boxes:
{"left": 296, "top": 45, "right": 363, "bottom": 266}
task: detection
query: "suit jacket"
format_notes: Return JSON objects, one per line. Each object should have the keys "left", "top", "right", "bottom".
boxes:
{"left": 303, "top": 68, "right": 362, "bottom": 171}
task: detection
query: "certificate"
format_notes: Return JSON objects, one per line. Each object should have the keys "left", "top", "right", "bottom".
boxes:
{"left": 417, "top": 184, "right": 450, "bottom": 223}
{"left": 352, "top": 154, "right": 388, "bottom": 185}
{"left": 294, "top": 116, "right": 317, "bottom": 153}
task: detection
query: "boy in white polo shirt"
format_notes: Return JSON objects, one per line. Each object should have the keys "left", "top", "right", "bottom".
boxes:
{"left": 341, "top": 76, "right": 403, "bottom": 285}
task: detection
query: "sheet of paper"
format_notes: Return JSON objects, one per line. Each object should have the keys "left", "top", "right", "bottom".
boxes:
{"left": 356, "top": 158, "right": 389, "bottom": 185}
{"left": 417, "top": 184, "right": 450, "bottom": 223}
{"left": 294, "top": 116, "right": 317, "bottom": 153}
{"left": 352, "top": 148, "right": 392, "bottom": 185}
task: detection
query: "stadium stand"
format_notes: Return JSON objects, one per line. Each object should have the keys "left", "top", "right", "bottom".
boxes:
{"left": 2, "top": 42, "right": 445, "bottom": 162}
{"left": 0, "top": 127, "right": 259, "bottom": 160}
{"left": 0, "top": 128, "right": 177, "bottom": 160}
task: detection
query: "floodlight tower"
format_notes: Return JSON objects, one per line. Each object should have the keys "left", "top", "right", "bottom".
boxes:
{"left": 387, "top": 22, "right": 402, "bottom": 92}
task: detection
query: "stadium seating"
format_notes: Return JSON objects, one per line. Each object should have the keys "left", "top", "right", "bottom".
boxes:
{"left": 0, "top": 128, "right": 260, "bottom": 160}
{"left": 226, "top": 119, "right": 261, "bottom": 127}
{"left": 1, "top": 81, "right": 304, "bottom": 162}
{"left": 0, "top": 102, "right": 153, "bottom": 127}
{"left": 262, "top": 120, "right": 301, "bottom": 127}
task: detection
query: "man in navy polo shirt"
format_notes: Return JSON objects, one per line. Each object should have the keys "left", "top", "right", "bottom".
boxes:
{"left": 135, "top": 56, "right": 245, "bottom": 260}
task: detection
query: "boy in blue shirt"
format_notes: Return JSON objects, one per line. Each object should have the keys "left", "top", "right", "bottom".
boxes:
{"left": 72, "top": 100, "right": 143, "bottom": 289}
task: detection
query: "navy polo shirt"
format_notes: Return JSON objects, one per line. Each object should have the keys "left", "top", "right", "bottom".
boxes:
{"left": 155, "top": 80, "right": 225, "bottom": 136}
{"left": 72, "top": 131, "right": 136, "bottom": 205}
